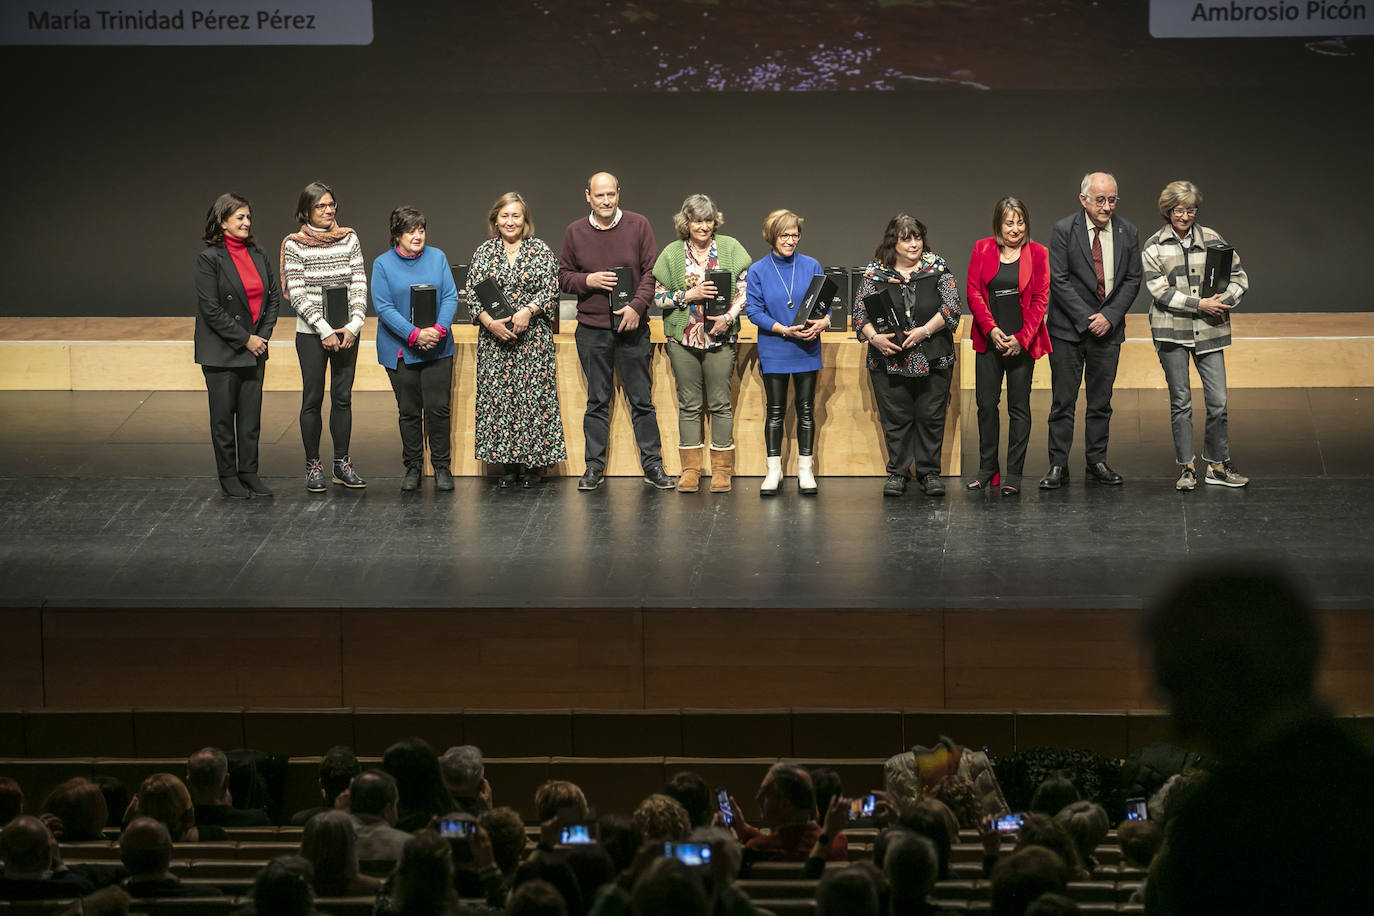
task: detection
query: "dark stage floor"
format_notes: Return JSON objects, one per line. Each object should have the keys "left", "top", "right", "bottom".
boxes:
{"left": 2, "top": 389, "right": 1371, "bottom": 610}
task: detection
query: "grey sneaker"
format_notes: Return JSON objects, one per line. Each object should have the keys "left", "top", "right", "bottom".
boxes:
{"left": 1175, "top": 463, "right": 1197, "bottom": 491}
{"left": 1205, "top": 460, "right": 1249, "bottom": 488}
{"left": 305, "top": 459, "right": 327, "bottom": 493}
{"left": 332, "top": 457, "right": 367, "bottom": 488}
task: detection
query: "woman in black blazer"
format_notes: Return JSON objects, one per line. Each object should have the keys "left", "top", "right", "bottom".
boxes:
{"left": 195, "top": 192, "right": 280, "bottom": 498}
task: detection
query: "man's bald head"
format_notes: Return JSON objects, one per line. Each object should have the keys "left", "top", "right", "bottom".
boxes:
{"left": 586, "top": 171, "right": 619, "bottom": 192}
{"left": 120, "top": 816, "right": 173, "bottom": 877}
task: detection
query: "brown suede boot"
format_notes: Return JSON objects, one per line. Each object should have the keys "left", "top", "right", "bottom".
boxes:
{"left": 676, "top": 447, "right": 703, "bottom": 493}
{"left": 709, "top": 447, "right": 734, "bottom": 493}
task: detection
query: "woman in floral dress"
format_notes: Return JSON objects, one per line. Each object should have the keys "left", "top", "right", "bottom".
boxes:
{"left": 464, "top": 192, "right": 567, "bottom": 487}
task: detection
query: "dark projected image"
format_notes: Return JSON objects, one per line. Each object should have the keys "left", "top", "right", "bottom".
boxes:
{"left": 468, "top": 0, "right": 1366, "bottom": 91}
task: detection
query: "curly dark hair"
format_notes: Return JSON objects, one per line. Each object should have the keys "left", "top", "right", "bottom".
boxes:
{"left": 872, "top": 213, "right": 932, "bottom": 268}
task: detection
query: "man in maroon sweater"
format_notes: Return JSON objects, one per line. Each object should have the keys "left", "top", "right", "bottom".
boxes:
{"left": 558, "top": 171, "right": 673, "bottom": 491}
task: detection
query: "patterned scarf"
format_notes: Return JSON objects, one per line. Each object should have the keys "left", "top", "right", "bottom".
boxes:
{"left": 278, "top": 222, "right": 356, "bottom": 288}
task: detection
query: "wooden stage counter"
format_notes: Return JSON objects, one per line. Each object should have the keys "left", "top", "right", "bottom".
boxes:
{"left": 2, "top": 314, "right": 1372, "bottom": 478}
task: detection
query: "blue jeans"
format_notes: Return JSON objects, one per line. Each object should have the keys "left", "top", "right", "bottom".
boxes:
{"left": 1155, "top": 341, "right": 1229, "bottom": 465}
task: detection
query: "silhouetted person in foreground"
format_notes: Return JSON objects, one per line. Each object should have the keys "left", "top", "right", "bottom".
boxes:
{"left": 1142, "top": 562, "right": 1374, "bottom": 914}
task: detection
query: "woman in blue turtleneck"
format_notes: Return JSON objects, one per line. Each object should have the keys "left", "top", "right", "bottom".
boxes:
{"left": 744, "top": 209, "right": 830, "bottom": 496}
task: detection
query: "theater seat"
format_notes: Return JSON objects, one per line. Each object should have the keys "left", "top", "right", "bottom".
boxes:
{"left": 352, "top": 708, "right": 462, "bottom": 757}
{"left": 314, "top": 898, "right": 379, "bottom": 915}
{"left": 902, "top": 710, "right": 1014, "bottom": 755}
{"left": 549, "top": 757, "right": 666, "bottom": 819}
{"left": 481, "top": 757, "right": 552, "bottom": 823}
{"left": 791, "top": 709, "right": 903, "bottom": 759}
{"left": 464, "top": 709, "right": 573, "bottom": 757}
{"left": 572, "top": 709, "right": 683, "bottom": 756}
{"left": 126, "top": 898, "right": 240, "bottom": 915}
{"left": 24, "top": 709, "right": 135, "bottom": 757}
{"left": 132, "top": 709, "right": 245, "bottom": 757}
{"left": 681, "top": 709, "right": 791, "bottom": 757}
{"left": 748, "top": 900, "right": 816, "bottom": 916}
{"left": 242, "top": 708, "right": 353, "bottom": 757}
{"left": 738, "top": 879, "right": 817, "bottom": 899}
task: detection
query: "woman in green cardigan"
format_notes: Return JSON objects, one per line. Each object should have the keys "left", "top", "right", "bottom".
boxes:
{"left": 653, "top": 194, "right": 751, "bottom": 493}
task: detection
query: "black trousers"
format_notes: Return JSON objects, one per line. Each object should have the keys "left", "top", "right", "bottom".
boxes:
{"left": 203, "top": 363, "right": 265, "bottom": 480}
{"left": 762, "top": 371, "right": 817, "bottom": 457}
{"left": 385, "top": 356, "right": 453, "bottom": 472}
{"left": 869, "top": 365, "right": 952, "bottom": 479}
{"left": 1047, "top": 333, "right": 1121, "bottom": 466}
{"left": 974, "top": 349, "right": 1034, "bottom": 481}
{"left": 574, "top": 323, "right": 662, "bottom": 473}
{"left": 296, "top": 332, "right": 359, "bottom": 461}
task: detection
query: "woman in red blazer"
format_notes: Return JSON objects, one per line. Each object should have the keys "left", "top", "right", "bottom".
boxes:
{"left": 966, "top": 196, "right": 1051, "bottom": 495}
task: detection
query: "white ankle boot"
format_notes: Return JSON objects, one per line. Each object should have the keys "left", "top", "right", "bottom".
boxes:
{"left": 760, "top": 456, "right": 783, "bottom": 496}
{"left": 798, "top": 455, "right": 818, "bottom": 495}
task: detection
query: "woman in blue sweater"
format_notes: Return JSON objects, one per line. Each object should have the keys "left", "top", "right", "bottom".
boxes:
{"left": 371, "top": 206, "right": 460, "bottom": 492}
{"left": 745, "top": 209, "right": 830, "bottom": 495}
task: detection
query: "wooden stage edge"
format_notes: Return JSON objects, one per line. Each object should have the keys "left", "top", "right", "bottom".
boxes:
{"left": 3, "top": 607, "right": 1372, "bottom": 714}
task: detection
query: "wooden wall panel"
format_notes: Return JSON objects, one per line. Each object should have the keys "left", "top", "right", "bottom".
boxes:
{"left": 642, "top": 610, "right": 945, "bottom": 708}
{"left": 0, "top": 610, "right": 44, "bottom": 707}
{"left": 40, "top": 610, "right": 342, "bottom": 707}
{"left": 339, "top": 610, "right": 644, "bottom": 708}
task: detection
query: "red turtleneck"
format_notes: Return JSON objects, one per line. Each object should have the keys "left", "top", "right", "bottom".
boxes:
{"left": 224, "top": 234, "right": 264, "bottom": 323}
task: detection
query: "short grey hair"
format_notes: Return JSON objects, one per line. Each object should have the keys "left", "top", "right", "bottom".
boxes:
{"left": 1080, "top": 172, "right": 1118, "bottom": 198}
{"left": 673, "top": 193, "right": 725, "bottom": 240}
{"left": 439, "top": 745, "right": 484, "bottom": 792}
{"left": 688, "top": 825, "right": 741, "bottom": 878}
{"left": 186, "top": 747, "right": 228, "bottom": 793}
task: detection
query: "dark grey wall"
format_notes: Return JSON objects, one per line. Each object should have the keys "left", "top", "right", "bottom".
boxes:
{"left": 3, "top": 12, "right": 1369, "bottom": 318}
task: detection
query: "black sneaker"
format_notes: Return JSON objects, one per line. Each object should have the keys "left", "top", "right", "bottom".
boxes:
{"left": 919, "top": 473, "right": 946, "bottom": 497}
{"left": 882, "top": 474, "right": 907, "bottom": 497}
{"left": 332, "top": 457, "right": 367, "bottom": 488}
{"left": 434, "top": 467, "right": 454, "bottom": 492}
{"left": 305, "top": 459, "right": 327, "bottom": 493}
{"left": 578, "top": 467, "right": 604, "bottom": 491}
{"left": 401, "top": 467, "right": 421, "bottom": 492}
{"left": 644, "top": 465, "right": 675, "bottom": 489}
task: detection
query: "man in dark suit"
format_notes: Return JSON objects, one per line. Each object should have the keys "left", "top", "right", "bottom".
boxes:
{"left": 1040, "top": 172, "right": 1141, "bottom": 488}
{"left": 187, "top": 747, "right": 270, "bottom": 827}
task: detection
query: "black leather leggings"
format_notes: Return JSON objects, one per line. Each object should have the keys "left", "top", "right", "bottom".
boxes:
{"left": 762, "top": 371, "right": 817, "bottom": 457}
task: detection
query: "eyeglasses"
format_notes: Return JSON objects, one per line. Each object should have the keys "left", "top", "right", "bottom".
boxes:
{"left": 313, "top": 202, "right": 337, "bottom": 211}
{"left": 1088, "top": 196, "right": 1120, "bottom": 207}
{"left": 1170, "top": 207, "right": 1199, "bottom": 217}
{"left": 777, "top": 233, "right": 800, "bottom": 241}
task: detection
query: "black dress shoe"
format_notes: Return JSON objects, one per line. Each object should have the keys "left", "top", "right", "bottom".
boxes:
{"left": 1085, "top": 461, "right": 1124, "bottom": 485}
{"left": 1039, "top": 466, "right": 1068, "bottom": 490}
{"left": 238, "top": 473, "right": 273, "bottom": 497}
{"left": 578, "top": 467, "right": 604, "bottom": 491}
{"left": 434, "top": 467, "right": 454, "bottom": 492}
{"left": 220, "top": 476, "right": 250, "bottom": 499}
{"left": 401, "top": 467, "right": 421, "bottom": 491}
{"left": 643, "top": 465, "right": 675, "bottom": 489}
{"left": 919, "top": 473, "right": 946, "bottom": 497}
{"left": 522, "top": 466, "right": 540, "bottom": 488}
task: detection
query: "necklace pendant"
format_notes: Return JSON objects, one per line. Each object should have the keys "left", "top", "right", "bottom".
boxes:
{"left": 787, "top": 300, "right": 794, "bottom": 309}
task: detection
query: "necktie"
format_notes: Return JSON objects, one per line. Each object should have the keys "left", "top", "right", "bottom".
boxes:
{"left": 1092, "top": 227, "right": 1106, "bottom": 302}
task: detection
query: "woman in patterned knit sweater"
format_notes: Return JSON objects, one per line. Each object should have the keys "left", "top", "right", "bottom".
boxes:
{"left": 280, "top": 180, "right": 368, "bottom": 492}
{"left": 463, "top": 191, "right": 567, "bottom": 487}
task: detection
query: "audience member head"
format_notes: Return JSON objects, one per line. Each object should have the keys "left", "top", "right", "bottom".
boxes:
{"left": 383, "top": 737, "right": 454, "bottom": 822}
{"left": 513, "top": 855, "right": 583, "bottom": 916}
{"left": 479, "top": 805, "right": 527, "bottom": 875}
{"left": 319, "top": 746, "right": 361, "bottom": 809}
{"left": 0, "top": 815, "right": 54, "bottom": 876}
{"left": 816, "top": 861, "right": 880, "bottom": 916}
{"left": 391, "top": 829, "right": 459, "bottom": 915}
{"left": 991, "top": 845, "right": 1069, "bottom": 916}
{"left": 508, "top": 878, "right": 569, "bottom": 916}
{"left": 348, "top": 770, "right": 399, "bottom": 822}
{"left": 929, "top": 774, "right": 980, "bottom": 829}
{"left": 1028, "top": 773, "right": 1079, "bottom": 818}
{"left": 91, "top": 776, "right": 128, "bottom": 830}
{"left": 129, "top": 774, "right": 196, "bottom": 842}
{"left": 633, "top": 793, "right": 691, "bottom": 843}
{"left": 853, "top": 861, "right": 891, "bottom": 915}
{"left": 1116, "top": 818, "right": 1163, "bottom": 869}
{"left": 688, "top": 825, "right": 742, "bottom": 882}
{"left": 41, "top": 777, "right": 108, "bottom": 841}
{"left": 1147, "top": 771, "right": 1199, "bottom": 826}
{"left": 597, "top": 814, "right": 638, "bottom": 873}
{"left": 186, "top": 747, "right": 230, "bottom": 806}
{"left": 885, "top": 830, "right": 940, "bottom": 914}
{"left": 1054, "top": 800, "right": 1109, "bottom": 870}
{"left": 565, "top": 843, "right": 615, "bottom": 909}
{"left": 896, "top": 805, "right": 952, "bottom": 877}
{"left": 0, "top": 777, "right": 23, "bottom": 827}
{"left": 630, "top": 856, "right": 709, "bottom": 916}
{"left": 438, "top": 745, "right": 486, "bottom": 804}
{"left": 663, "top": 771, "right": 711, "bottom": 829}
{"left": 119, "top": 816, "right": 172, "bottom": 879}
{"left": 756, "top": 763, "right": 816, "bottom": 827}
{"left": 808, "top": 767, "right": 842, "bottom": 823}
{"left": 1145, "top": 561, "right": 1321, "bottom": 759}
{"left": 1024, "top": 893, "right": 1081, "bottom": 916}
{"left": 252, "top": 855, "right": 316, "bottom": 916}
{"left": 534, "top": 780, "right": 589, "bottom": 823}
{"left": 1016, "top": 813, "right": 1082, "bottom": 878}
{"left": 301, "top": 809, "right": 360, "bottom": 896}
